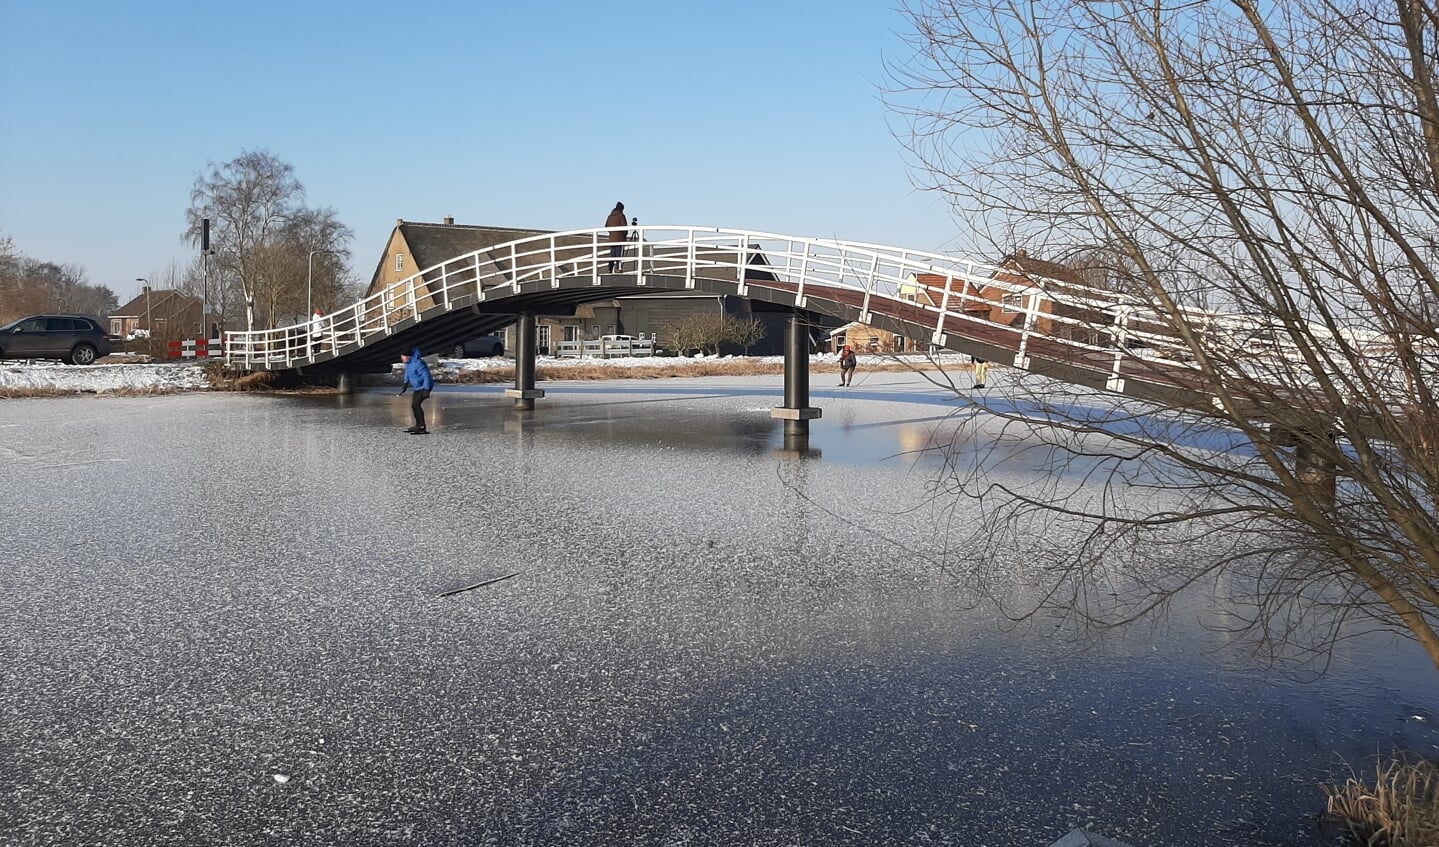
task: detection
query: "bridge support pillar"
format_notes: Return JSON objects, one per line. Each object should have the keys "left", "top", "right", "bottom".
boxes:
{"left": 1275, "top": 426, "right": 1338, "bottom": 504}
{"left": 770, "top": 315, "right": 821, "bottom": 437}
{"left": 505, "top": 312, "right": 545, "bottom": 411}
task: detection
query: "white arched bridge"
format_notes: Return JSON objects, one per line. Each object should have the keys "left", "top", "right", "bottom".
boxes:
{"left": 226, "top": 225, "right": 1238, "bottom": 410}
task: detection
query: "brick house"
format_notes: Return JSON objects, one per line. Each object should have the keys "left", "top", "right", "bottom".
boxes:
{"left": 897, "top": 251, "right": 1136, "bottom": 348}
{"left": 110, "top": 288, "right": 210, "bottom": 341}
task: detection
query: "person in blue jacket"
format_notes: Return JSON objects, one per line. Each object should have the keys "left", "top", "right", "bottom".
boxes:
{"left": 397, "top": 348, "right": 435, "bottom": 434}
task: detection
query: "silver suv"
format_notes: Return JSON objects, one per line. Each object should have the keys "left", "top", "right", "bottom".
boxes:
{"left": 0, "top": 314, "right": 115, "bottom": 365}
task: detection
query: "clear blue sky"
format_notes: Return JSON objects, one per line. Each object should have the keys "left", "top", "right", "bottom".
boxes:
{"left": 0, "top": 1, "right": 962, "bottom": 304}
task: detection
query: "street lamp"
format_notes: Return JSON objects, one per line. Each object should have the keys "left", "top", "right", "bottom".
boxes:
{"left": 135, "top": 278, "right": 153, "bottom": 357}
{"left": 307, "top": 250, "right": 339, "bottom": 317}
{"left": 134, "top": 278, "right": 151, "bottom": 336}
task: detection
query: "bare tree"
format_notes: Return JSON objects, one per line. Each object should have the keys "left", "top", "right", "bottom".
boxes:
{"left": 0, "top": 236, "right": 116, "bottom": 322}
{"left": 184, "top": 151, "right": 350, "bottom": 331}
{"left": 887, "top": 1, "right": 1439, "bottom": 671}
{"left": 730, "top": 316, "right": 767, "bottom": 355}
{"left": 660, "top": 313, "right": 765, "bottom": 357}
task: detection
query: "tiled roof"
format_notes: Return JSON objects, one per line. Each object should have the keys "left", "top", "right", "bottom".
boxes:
{"left": 992, "top": 251, "right": 1085, "bottom": 287}
{"left": 401, "top": 222, "right": 552, "bottom": 271}
{"left": 112, "top": 289, "right": 198, "bottom": 318}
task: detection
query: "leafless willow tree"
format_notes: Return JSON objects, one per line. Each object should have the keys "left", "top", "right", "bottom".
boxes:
{"left": 887, "top": 1, "right": 1439, "bottom": 671}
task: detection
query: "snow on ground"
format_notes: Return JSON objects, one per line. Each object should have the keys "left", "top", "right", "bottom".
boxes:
{"left": 0, "top": 361, "right": 213, "bottom": 392}
{"left": 0, "top": 352, "right": 969, "bottom": 394}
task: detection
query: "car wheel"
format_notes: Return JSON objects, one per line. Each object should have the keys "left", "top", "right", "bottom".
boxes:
{"left": 453, "top": 344, "right": 466, "bottom": 358}
{"left": 69, "top": 344, "right": 98, "bottom": 365}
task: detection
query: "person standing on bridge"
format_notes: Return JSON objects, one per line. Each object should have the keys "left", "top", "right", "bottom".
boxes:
{"left": 972, "top": 356, "right": 989, "bottom": 389}
{"left": 398, "top": 348, "right": 435, "bottom": 435}
{"left": 605, "top": 202, "right": 627, "bottom": 273}
{"left": 309, "top": 307, "right": 325, "bottom": 357}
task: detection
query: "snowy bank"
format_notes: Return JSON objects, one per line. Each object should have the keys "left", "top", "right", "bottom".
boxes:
{"left": 0, "top": 352, "right": 968, "bottom": 395}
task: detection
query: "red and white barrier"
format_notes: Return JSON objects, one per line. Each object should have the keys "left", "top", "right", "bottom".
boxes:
{"left": 166, "top": 338, "right": 226, "bottom": 359}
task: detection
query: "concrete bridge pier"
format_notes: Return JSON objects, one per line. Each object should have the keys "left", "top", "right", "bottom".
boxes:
{"left": 770, "top": 315, "right": 821, "bottom": 438}
{"left": 505, "top": 312, "right": 545, "bottom": 411}
{"left": 1274, "top": 425, "right": 1338, "bottom": 503}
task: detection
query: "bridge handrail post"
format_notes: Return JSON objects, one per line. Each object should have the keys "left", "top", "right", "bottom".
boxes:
{"left": 858, "top": 252, "right": 879, "bottom": 323}
{"left": 592, "top": 230, "right": 601, "bottom": 285}
{"left": 686, "top": 229, "right": 697, "bottom": 288}
{"left": 793, "top": 240, "right": 809, "bottom": 303}
{"left": 798, "top": 244, "right": 812, "bottom": 299}
{"left": 511, "top": 243, "right": 521, "bottom": 292}
{"left": 549, "top": 238, "right": 559, "bottom": 287}
{"left": 737, "top": 233, "right": 751, "bottom": 296}
{"left": 933, "top": 273, "right": 956, "bottom": 345}
{"left": 1107, "top": 305, "right": 1134, "bottom": 390}
{"left": 1014, "top": 290, "right": 1043, "bottom": 368}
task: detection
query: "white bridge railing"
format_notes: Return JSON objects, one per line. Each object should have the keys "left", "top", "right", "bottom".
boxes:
{"left": 227, "top": 226, "right": 1175, "bottom": 365}
{"left": 224, "top": 225, "right": 1353, "bottom": 396}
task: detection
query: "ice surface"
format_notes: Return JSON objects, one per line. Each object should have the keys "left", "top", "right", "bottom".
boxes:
{"left": 1, "top": 374, "right": 1434, "bottom": 846}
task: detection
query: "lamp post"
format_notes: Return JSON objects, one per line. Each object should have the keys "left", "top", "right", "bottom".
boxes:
{"left": 307, "top": 250, "right": 339, "bottom": 317}
{"left": 135, "top": 278, "right": 152, "bottom": 357}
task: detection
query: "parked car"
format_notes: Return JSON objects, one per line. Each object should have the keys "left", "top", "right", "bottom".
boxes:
{"left": 0, "top": 314, "right": 115, "bottom": 365}
{"left": 452, "top": 334, "right": 505, "bottom": 358}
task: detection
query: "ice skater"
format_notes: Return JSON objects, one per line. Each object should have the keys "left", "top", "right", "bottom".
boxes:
{"left": 838, "top": 343, "right": 857, "bottom": 386}
{"left": 398, "top": 348, "right": 435, "bottom": 434}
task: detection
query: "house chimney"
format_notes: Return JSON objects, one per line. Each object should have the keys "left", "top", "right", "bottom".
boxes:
{"left": 444, "top": 215, "right": 454, "bottom": 225}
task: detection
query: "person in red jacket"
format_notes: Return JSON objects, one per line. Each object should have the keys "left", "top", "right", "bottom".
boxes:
{"left": 605, "top": 202, "right": 627, "bottom": 272}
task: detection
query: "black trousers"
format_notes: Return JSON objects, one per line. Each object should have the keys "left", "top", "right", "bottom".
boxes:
{"left": 410, "top": 388, "right": 431, "bottom": 429}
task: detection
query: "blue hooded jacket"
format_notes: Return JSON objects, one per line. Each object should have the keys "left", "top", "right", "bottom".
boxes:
{"left": 402, "top": 348, "right": 435, "bottom": 391}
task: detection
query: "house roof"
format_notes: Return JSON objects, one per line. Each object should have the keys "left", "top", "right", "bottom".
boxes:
{"left": 369, "top": 221, "right": 555, "bottom": 290}
{"left": 991, "top": 250, "right": 1086, "bottom": 288}
{"left": 370, "top": 219, "right": 778, "bottom": 292}
{"left": 112, "top": 289, "right": 200, "bottom": 319}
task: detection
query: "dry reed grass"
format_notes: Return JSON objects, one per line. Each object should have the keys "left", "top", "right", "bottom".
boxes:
{"left": 232, "top": 370, "right": 279, "bottom": 390}
{"left": 1325, "top": 757, "right": 1439, "bottom": 846}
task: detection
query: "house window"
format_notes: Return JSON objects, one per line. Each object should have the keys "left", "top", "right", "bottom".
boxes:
{"left": 537, "top": 325, "right": 551, "bottom": 352}
{"left": 591, "top": 324, "right": 601, "bottom": 338}
{"left": 1002, "top": 293, "right": 1025, "bottom": 312}
{"left": 868, "top": 335, "right": 880, "bottom": 349}
{"left": 395, "top": 253, "right": 404, "bottom": 273}
{"left": 564, "top": 325, "right": 580, "bottom": 342}
{"left": 606, "top": 325, "right": 616, "bottom": 336}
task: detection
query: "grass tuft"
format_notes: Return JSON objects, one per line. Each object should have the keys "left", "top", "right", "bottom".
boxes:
{"left": 1325, "top": 756, "right": 1439, "bottom": 846}
{"left": 233, "top": 370, "right": 279, "bottom": 390}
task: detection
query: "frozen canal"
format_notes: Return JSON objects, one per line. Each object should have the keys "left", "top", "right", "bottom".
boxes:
{"left": 2, "top": 371, "right": 1436, "bottom": 846}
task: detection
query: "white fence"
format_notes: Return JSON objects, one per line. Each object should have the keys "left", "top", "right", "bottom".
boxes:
{"left": 554, "top": 338, "right": 657, "bottom": 358}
